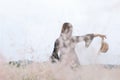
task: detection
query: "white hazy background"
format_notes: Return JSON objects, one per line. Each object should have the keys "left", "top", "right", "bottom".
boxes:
{"left": 0, "top": 0, "right": 120, "bottom": 65}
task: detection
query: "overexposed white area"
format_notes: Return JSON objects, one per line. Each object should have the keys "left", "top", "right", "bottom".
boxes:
{"left": 0, "top": 0, "right": 120, "bottom": 64}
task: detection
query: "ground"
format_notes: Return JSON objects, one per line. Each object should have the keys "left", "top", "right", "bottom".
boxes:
{"left": 0, "top": 62, "right": 120, "bottom": 80}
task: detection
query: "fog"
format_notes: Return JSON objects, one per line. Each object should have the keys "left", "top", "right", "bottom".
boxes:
{"left": 0, "top": 0, "right": 120, "bottom": 64}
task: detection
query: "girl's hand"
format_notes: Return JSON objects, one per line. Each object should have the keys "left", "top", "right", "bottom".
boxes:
{"left": 94, "top": 34, "right": 107, "bottom": 40}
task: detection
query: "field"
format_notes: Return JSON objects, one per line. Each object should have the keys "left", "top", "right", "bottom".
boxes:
{"left": 0, "top": 61, "right": 120, "bottom": 80}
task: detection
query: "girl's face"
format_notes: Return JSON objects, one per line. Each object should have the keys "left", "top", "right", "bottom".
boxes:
{"left": 61, "top": 23, "right": 72, "bottom": 34}
{"left": 61, "top": 23, "right": 73, "bottom": 37}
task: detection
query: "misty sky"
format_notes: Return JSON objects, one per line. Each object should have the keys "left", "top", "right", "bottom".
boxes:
{"left": 0, "top": 0, "right": 120, "bottom": 64}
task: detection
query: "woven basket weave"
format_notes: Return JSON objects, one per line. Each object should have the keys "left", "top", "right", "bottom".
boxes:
{"left": 100, "top": 41, "right": 109, "bottom": 53}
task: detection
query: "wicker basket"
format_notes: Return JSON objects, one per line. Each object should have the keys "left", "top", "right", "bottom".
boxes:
{"left": 100, "top": 40, "right": 109, "bottom": 53}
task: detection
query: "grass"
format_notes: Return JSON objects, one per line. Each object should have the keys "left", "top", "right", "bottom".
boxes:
{"left": 0, "top": 62, "right": 120, "bottom": 80}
